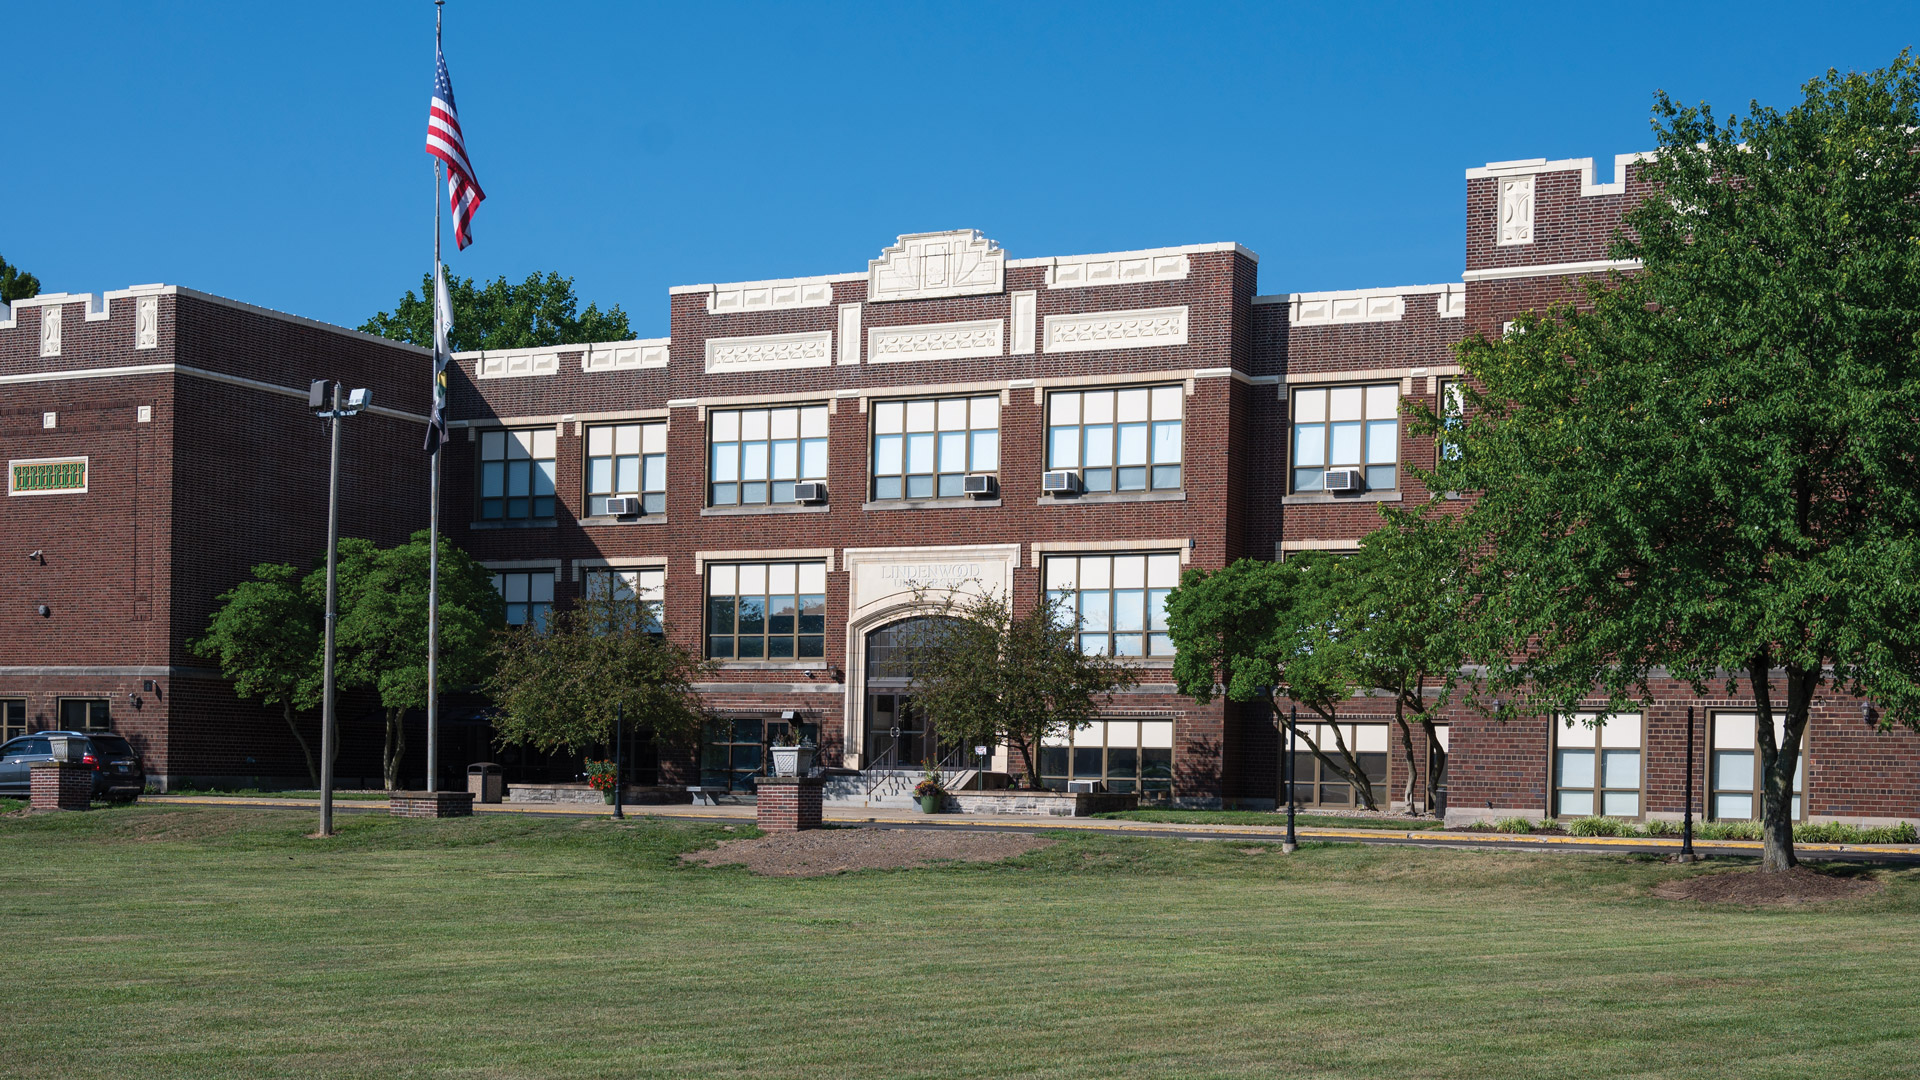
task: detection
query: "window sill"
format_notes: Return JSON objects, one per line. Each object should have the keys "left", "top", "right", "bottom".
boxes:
{"left": 1036, "top": 490, "right": 1187, "bottom": 506}
{"left": 577, "top": 515, "right": 667, "bottom": 526}
{"left": 711, "top": 661, "right": 836, "bottom": 672}
{"left": 467, "top": 519, "right": 560, "bottom": 530}
{"left": 699, "top": 504, "right": 831, "bottom": 517}
{"left": 863, "top": 497, "right": 1002, "bottom": 511}
{"left": 1281, "top": 491, "right": 1403, "bottom": 505}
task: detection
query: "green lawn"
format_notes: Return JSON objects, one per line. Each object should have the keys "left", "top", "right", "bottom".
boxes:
{"left": 2, "top": 806, "right": 1916, "bottom": 1079}
{"left": 159, "top": 787, "right": 392, "bottom": 800}
{"left": 1096, "top": 808, "right": 1443, "bottom": 830}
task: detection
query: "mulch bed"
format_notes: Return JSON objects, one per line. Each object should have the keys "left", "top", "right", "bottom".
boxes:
{"left": 681, "top": 827, "right": 1053, "bottom": 877}
{"left": 1653, "top": 866, "right": 1883, "bottom": 906}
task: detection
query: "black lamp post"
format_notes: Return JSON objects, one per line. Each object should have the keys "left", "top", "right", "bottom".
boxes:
{"left": 1680, "top": 705, "right": 1697, "bottom": 861}
{"left": 612, "top": 702, "right": 624, "bottom": 820}
{"left": 1284, "top": 704, "right": 1299, "bottom": 853}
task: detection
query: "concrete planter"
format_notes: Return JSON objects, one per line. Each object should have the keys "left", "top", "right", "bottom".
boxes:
{"left": 770, "top": 745, "right": 816, "bottom": 777}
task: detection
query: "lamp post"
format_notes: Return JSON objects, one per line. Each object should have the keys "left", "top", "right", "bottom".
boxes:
{"left": 612, "top": 702, "right": 624, "bottom": 820}
{"left": 309, "top": 380, "right": 371, "bottom": 838}
{"left": 1679, "top": 705, "right": 1698, "bottom": 862}
{"left": 1284, "top": 704, "right": 1298, "bottom": 853}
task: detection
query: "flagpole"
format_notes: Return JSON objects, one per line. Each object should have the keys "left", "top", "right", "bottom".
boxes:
{"left": 425, "top": 0, "right": 445, "bottom": 794}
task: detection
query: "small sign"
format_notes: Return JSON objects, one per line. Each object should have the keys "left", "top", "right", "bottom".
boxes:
{"left": 975, "top": 745, "right": 990, "bottom": 757}
{"left": 9, "top": 457, "right": 88, "bottom": 496}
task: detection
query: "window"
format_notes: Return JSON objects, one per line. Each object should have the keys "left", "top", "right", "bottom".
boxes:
{"left": 871, "top": 395, "right": 999, "bottom": 500}
{"left": 1552, "top": 713, "right": 1642, "bottom": 818}
{"left": 1438, "top": 379, "right": 1465, "bottom": 463}
{"left": 1046, "top": 386, "right": 1183, "bottom": 493}
{"left": 2, "top": 700, "right": 23, "bottom": 742}
{"left": 58, "top": 699, "right": 109, "bottom": 733}
{"left": 699, "top": 717, "right": 816, "bottom": 792}
{"left": 1291, "top": 384, "right": 1399, "bottom": 492}
{"left": 1711, "top": 712, "right": 1804, "bottom": 821}
{"left": 708, "top": 405, "right": 828, "bottom": 506}
{"left": 582, "top": 567, "right": 665, "bottom": 633}
{"left": 585, "top": 422, "right": 666, "bottom": 517}
{"left": 478, "top": 429, "right": 557, "bottom": 520}
{"left": 1040, "top": 719, "right": 1174, "bottom": 796}
{"left": 494, "top": 570, "right": 555, "bottom": 630}
{"left": 1285, "top": 722, "right": 1389, "bottom": 807}
{"left": 706, "top": 562, "right": 827, "bottom": 659}
{"left": 1044, "top": 553, "right": 1181, "bottom": 657}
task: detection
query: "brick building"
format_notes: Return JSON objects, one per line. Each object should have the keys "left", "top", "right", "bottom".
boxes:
{"left": 6, "top": 150, "right": 1918, "bottom": 826}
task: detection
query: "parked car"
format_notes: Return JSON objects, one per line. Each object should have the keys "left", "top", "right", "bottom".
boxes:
{"left": 0, "top": 731, "right": 146, "bottom": 802}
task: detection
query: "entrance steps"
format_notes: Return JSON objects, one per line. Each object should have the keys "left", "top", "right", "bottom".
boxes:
{"left": 821, "top": 767, "right": 980, "bottom": 809}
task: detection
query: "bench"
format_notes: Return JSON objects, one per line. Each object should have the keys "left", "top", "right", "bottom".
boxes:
{"left": 686, "top": 785, "right": 725, "bottom": 807}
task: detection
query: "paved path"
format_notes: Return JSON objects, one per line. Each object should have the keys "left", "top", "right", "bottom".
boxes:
{"left": 140, "top": 794, "right": 1920, "bottom": 863}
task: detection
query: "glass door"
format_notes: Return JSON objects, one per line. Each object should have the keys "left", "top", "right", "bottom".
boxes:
{"left": 864, "top": 694, "right": 933, "bottom": 769}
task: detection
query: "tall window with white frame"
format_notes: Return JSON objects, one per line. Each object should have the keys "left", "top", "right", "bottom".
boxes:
{"left": 705, "top": 562, "right": 827, "bottom": 659}
{"left": 1044, "top": 552, "right": 1181, "bottom": 657}
{"left": 1046, "top": 386, "right": 1183, "bottom": 493}
{"left": 1552, "top": 713, "right": 1643, "bottom": 818}
{"left": 1290, "top": 384, "right": 1399, "bottom": 492}
{"left": 478, "top": 428, "right": 558, "bottom": 521}
{"left": 871, "top": 395, "right": 999, "bottom": 500}
{"left": 585, "top": 422, "right": 666, "bottom": 516}
{"left": 1710, "top": 712, "right": 1805, "bottom": 822}
{"left": 582, "top": 567, "right": 665, "bottom": 633}
{"left": 708, "top": 405, "right": 828, "bottom": 507}
{"left": 494, "top": 570, "right": 555, "bottom": 630}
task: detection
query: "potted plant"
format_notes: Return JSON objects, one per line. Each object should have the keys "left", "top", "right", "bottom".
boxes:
{"left": 584, "top": 759, "right": 620, "bottom": 804}
{"left": 914, "top": 761, "right": 944, "bottom": 814}
{"left": 770, "top": 727, "right": 816, "bottom": 777}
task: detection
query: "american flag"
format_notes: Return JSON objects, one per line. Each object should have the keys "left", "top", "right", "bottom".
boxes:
{"left": 426, "top": 33, "right": 484, "bottom": 250}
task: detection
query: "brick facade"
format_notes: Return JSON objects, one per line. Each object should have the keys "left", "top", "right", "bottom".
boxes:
{"left": 6, "top": 152, "right": 1918, "bottom": 827}
{"left": 755, "top": 776, "right": 824, "bottom": 831}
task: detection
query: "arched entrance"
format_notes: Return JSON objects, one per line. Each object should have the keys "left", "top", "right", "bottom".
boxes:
{"left": 862, "top": 616, "right": 960, "bottom": 768}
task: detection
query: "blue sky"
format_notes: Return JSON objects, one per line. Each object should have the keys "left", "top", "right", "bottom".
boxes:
{"left": 6, "top": 2, "right": 1914, "bottom": 337}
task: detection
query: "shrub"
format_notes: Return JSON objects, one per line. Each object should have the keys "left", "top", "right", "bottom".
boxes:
{"left": 1565, "top": 816, "right": 1636, "bottom": 837}
{"left": 1492, "top": 816, "right": 1536, "bottom": 834}
{"left": 1641, "top": 818, "right": 1680, "bottom": 836}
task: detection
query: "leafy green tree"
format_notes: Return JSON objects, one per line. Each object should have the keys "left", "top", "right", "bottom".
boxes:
{"left": 1425, "top": 56, "right": 1920, "bottom": 870}
{"left": 0, "top": 255, "right": 40, "bottom": 304}
{"left": 322, "top": 532, "right": 504, "bottom": 790}
{"left": 192, "top": 563, "right": 326, "bottom": 787}
{"left": 487, "top": 593, "right": 710, "bottom": 756}
{"left": 903, "top": 590, "right": 1135, "bottom": 787}
{"left": 1166, "top": 556, "right": 1385, "bottom": 810}
{"left": 360, "top": 268, "right": 632, "bottom": 352}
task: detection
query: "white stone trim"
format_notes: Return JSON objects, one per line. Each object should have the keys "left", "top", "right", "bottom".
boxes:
{"left": 1028, "top": 539, "right": 1191, "bottom": 566}
{"left": 868, "top": 230, "right": 1006, "bottom": 302}
{"left": 580, "top": 339, "right": 669, "bottom": 372}
{"left": 1284, "top": 365, "right": 1461, "bottom": 387}
{"left": 135, "top": 295, "right": 158, "bottom": 349}
{"left": 0, "top": 284, "right": 428, "bottom": 354}
{"left": 867, "top": 318, "right": 1004, "bottom": 364}
{"left": 1464, "top": 151, "right": 1656, "bottom": 197}
{"left": 455, "top": 407, "right": 669, "bottom": 429}
{"left": 468, "top": 346, "right": 564, "bottom": 380}
{"left": 482, "top": 559, "right": 563, "bottom": 572}
{"left": 694, "top": 549, "right": 836, "bottom": 573}
{"left": 1006, "top": 241, "right": 1256, "bottom": 268}
{"left": 837, "top": 303, "right": 861, "bottom": 365}
{"left": 1461, "top": 258, "right": 1641, "bottom": 283}
{"left": 1043, "top": 306, "right": 1188, "bottom": 354}
{"left": 1279, "top": 539, "right": 1362, "bottom": 554}
{"left": 1042, "top": 250, "right": 1189, "bottom": 289}
{"left": 668, "top": 272, "right": 864, "bottom": 297}
{"left": 0, "top": 362, "right": 428, "bottom": 423}
{"left": 1010, "top": 291, "right": 1036, "bottom": 355}
{"left": 703, "top": 330, "right": 833, "bottom": 374}
{"left": 1438, "top": 283, "right": 1466, "bottom": 318}
{"left": 698, "top": 275, "right": 838, "bottom": 314}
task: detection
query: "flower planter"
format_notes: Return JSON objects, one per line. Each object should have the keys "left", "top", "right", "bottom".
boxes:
{"left": 601, "top": 789, "right": 616, "bottom": 804}
{"left": 771, "top": 745, "right": 816, "bottom": 777}
{"left": 919, "top": 793, "right": 943, "bottom": 814}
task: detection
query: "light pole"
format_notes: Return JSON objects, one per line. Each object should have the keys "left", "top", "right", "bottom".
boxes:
{"left": 309, "top": 379, "right": 370, "bottom": 838}
{"left": 612, "top": 702, "right": 624, "bottom": 820}
{"left": 1283, "top": 703, "right": 1298, "bottom": 853}
{"left": 1680, "top": 705, "right": 1698, "bottom": 862}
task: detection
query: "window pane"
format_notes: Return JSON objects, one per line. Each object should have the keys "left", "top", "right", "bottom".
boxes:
{"left": 771, "top": 440, "right": 797, "bottom": 480}
{"left": 1556, "top": 748, "right": 1595, "bottom": 788}
{"left": 1601, "top": 791, "right": 1640, "bottom": 817}
{"left": 1073, "top": 747, "right": 1103, "bottom": 778}
{"left": 711, "top": 443, "right": 739, "bottom": 482}
{"left": 1293, "top": 388, "right": 1326, "bottom": 423}
{"left": 1365, "top": 383, "right": 1398, "bottom": 420}
{"left": 1083, "top": 426, "right": 1113, "bottom": 467}
{"left": 876, "top": 400, "right": 904, "bottom": 434}
{"left": 1152, "top": 464, "right": 1182, "bottom": 489}
{"left": 1556, "top": 790, "right": 1594, "bottom": 817}
{"left": 1079, "top": 591, "right": 1110, "bottom": 630}
{"left": 1118, "top": 423, "right": 1148, "bottom": 466}
{"left": 939, "top": 431, "right": 967, "bottom": 472}
{"left": 801, "top": 439, "right": 827, "bottom": 479}
{"left": 1293, "top": 468, "right": 1323, "bottom": 492}
{"left": 1049, "top": 427, "right": 1080, "bottom": 468}
{"left": 875, "top": 434, "right": 903, "bottom": 474}
{"left": 588, "top": 458, "right": 612, "bottom": 494}
{"left": 1330, "top": 422, "right": 1363, "bottom": 465}
{"left": 907, "top": 433, "right": 934, "bottom": 473}
{"left": 1601, "top": 749, "right": 1639, "bottom": 790}
{"left": 1366, "top": 420, "right": 1398, "bottom": 464}
{"left": 971, "top": 430, "right": 998, "bottom": 472}
{"left": 1712, "top": 749, "right": 1753, "bottom": 793}
{"left": 1152, "top": 420, "right": 1182, "bottom": 463}
{"left": 1294, "top": 425, "right": 1325, "bottom": 467}
{"left": 1714, "top": 793, "right": 1754, "bottom": 820}
{"left": 743, "top": 442, "right": 769, "bottom": 482}
{"left": 1113, "top": 590, "right": 1145, "bottom": 632}
{"left": 615, "top": 457, "right": 639, "bottom": 492}
{"left": 643, "top": 456, "right": 665, "bottom": 491}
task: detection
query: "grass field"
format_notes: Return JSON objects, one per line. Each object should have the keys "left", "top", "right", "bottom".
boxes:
{"left": 2, "top": 806, "right": 1917, "bottom": 1079}
{"left": 1096, "top": 808, "right": 1443, "bottom": 830}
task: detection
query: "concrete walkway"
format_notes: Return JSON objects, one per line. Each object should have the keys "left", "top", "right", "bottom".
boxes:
{"left": 139, "top": 794, "right": 1920, "bottom": 861}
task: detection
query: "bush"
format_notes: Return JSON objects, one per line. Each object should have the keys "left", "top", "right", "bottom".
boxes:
{"left": 1564, "top": 816, "right": 1636, "bottom": 837}
{"left": 1694, "top": 820, "right": 1760, "bottom": 841}
{"left": 1641, "top": 818, "right": 1680, "bottom": 836}
{"left": 1492, "top": 816, "right": 1536, "bottom": 834}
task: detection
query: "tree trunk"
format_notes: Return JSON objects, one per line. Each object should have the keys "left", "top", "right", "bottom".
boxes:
{"left": 1393, "top": 693, "right": 1419, "bottom": 812}
{"left": 1752, "top": 658, "right": 1815, "bottom": 872}
{"left": 383, "top": 706, "right": 406, "bottom": 791}
{"left": 1016, "top": 735, "right": 1039, "bottom": 791}
{"left": 1421, "top": 717, "right": 1446, "bottom": 819}
{"left": 283, "top": 702, "right": 319, "bottom": 789}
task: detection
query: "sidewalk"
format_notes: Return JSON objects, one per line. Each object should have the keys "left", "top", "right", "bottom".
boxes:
{"left": 140, "top": 794, "right": 1920, "bottom": 858}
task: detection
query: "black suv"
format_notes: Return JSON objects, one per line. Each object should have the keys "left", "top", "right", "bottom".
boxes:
{"left": 0, "top": 731, "right": 146, "bottom": 802}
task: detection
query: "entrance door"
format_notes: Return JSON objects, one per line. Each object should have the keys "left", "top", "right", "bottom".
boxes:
{"left": 864, "top": 694, "right": 933, "bottom": 769}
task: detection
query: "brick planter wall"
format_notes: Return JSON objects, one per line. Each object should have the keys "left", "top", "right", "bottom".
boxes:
{"left": 756, "top": 776, "right": 823, "bottom": 831}
{"left": 388, "top": 791, "right": 475, "bottom": 818}
{"left": 30, "top": 761, "right": 92, "bottom": 812}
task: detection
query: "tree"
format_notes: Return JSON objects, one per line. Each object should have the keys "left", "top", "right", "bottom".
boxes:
{"left": 323, "top": 532, "right": 504, "bottom": 790}
{"left": 360, "top": 268, "right": 632, "bottom": 352}
{"left": 486, "top": 592, "right": 710, "bottom": 757}
{"left": 1426, "top": 56, "right": 1920, "bottom": 871}
{"left": 904, "top": 590, "right": 1135, "bottom": 788}
{"left": 193, "top": 563, "right": 326, "bottom": 787}
{"left": 1166, "top": 556, "right": 1385, "bottom": 810}
{"left": 0, "top": 255, "right": 39, "bottom": 304}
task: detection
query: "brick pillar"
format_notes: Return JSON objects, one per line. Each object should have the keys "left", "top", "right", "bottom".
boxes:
{"left": 388, "top": 791, "right": 475, "bottom": 818}
{"left": 30, "top": 761, "right": 92, "bottom": 812}
{"left": 756, "top": 776, "right": 823, "bottom": 831}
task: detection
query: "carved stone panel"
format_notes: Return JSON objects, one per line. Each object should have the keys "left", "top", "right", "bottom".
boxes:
{"left": 1043, "top": 306, "right": 1189, "bottom": 354}
{"left": 1498, "top": 175, "right": 1534, "bottom": 246}
{"left": 581, "top": 341, "right": 669, "bottom": 372}
{"left": 867, "top": 319, "right": 1003, "bottom": 364}
{"left": 868, "top": 230, "right": 1005, "bottom": 302}
{"left": 39, "top": 305, "right": 60, "bottom": 358}
{"left": 703, "top": 330, "right": 833, "bottom": 374}
{"left": 135, "top": 296, "right": 158, "bottom": 350}
{"left": 843, "top": 544, "right": 1021, "bottom": 627}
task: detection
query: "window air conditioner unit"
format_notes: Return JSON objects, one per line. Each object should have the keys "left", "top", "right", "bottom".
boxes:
{"left": 604, "top": 496, "right": 641, "bottom": 516}
{"left": 1323, "top": 468, "right": 1365, "bottom": 493}
{"left": 793, "top": 482, "right": 828, "bottom": 504}
{"left": 963, "top": 473, "right": 998, "bottom": 497}
{"left": 1042, "top": 470, "right": 1081, "bottom": 495}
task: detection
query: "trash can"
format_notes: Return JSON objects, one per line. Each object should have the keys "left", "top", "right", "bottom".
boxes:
{"left": 467, "top": 762, "right": 504, "bottom": 803}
